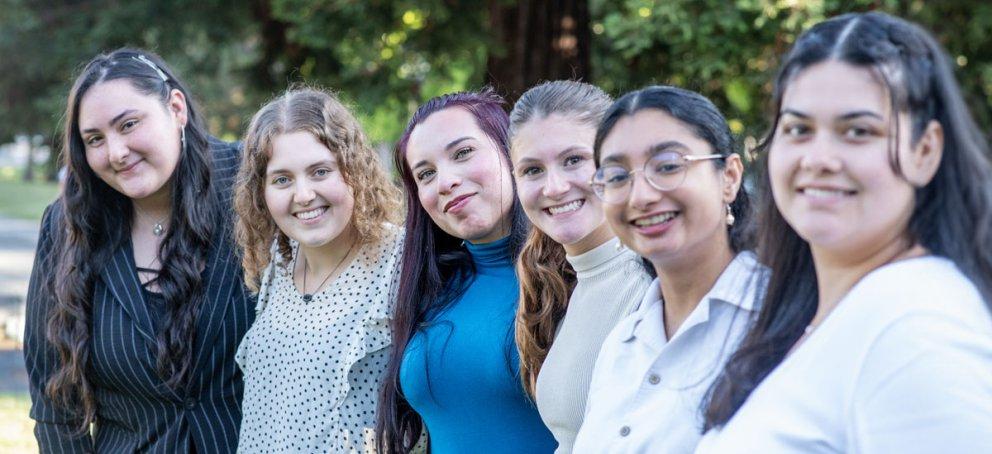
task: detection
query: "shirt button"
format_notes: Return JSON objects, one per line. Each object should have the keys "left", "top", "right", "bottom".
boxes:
{"left": 648, "top": 374, "right": 661, "bottom": 385}
{"left": 619, "top": 426, "right": 631, "bottom": 437}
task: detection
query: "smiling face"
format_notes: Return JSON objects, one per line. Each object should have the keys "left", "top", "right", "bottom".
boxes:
{"left": 512, "top": 114, "right": 611, "bottom": 255}
{"left": 264, "top": 131, "right": 356, "bottom": 250}
{"left": 405, "top": 107, "right": 515, "bottom": 243}
{"left": 598, "top": 109, "right": 741, "bottom": 266}
{"left": 79, "top": 79, "right": 186, "bottom": 201}
{"left": 769, "top": 60, "right": 921, "bottom": 260}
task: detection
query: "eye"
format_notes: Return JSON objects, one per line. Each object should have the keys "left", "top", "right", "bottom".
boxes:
{"left": 521, "top": 166, "right": 543, "bottom": 177}
{"left": 563, "top": 155, "right": 585, "bottom": 167}
{"left": 844, "top": 125, "right": 875, "bottom": 139}
{"left": 416, "top": 168, "right": 436, "bottom": 182}
{"left": 453, "top": 146, "right": 474, "bottom": 160}
{"left": 271, "top": 175, "right": 290, "bottom": 186}
{"left": 602, "top": 167, "right": 631, "bottom": 186}
{"left": 120, "top": 119, "right": 139, "bottom": 132}
{"left": 313, "top": 167, "right": 332, "bottom": 177}
{"left": 84, "top": 135, "right": 103, "bottom": 147}
{"left": 654, "top": 160, "right": 684, "bottom": 175}
{"left": 782, "top": 123, "right": 811, "bottom": 137}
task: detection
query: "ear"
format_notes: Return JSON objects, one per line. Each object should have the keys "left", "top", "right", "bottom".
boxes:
{"left": 721, "top": 153, "right": 745, "bottom": 203}
{"left": 167, "top": 88, "right": 189, "bottom": 129}
{"left": 904, "top": 120, "right": 943, "bottom": 187}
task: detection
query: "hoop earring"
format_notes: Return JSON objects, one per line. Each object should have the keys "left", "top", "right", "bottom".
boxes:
{"left": 726, "top": 204, "right": 735, "bottom": 226}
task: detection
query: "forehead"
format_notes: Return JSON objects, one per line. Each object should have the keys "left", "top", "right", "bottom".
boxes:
{"left": 406, "top": 107, "right": 488, "bottom": 162}
{"left": 781, "top": 60, "right": 888, "bottom": 117}
{"left": 267, "top": 131, "right": 336, "bottom": 168}
{"left": 512, "top": 114, "right": 595, "bottom": 160}
{"left": 78, "top": 79, "right": 160, "bottom": 130}
{"left": 599, "top": 108, "right": 712, "bottom": 162}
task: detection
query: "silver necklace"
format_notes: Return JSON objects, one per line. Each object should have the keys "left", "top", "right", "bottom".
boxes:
{"left": 133, "top": 204, "right": 168, "bottom": 236}
{"left": 298, "top": 240, "right": 357, "bottom": 302}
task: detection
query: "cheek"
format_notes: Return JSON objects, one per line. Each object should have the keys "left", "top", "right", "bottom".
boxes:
{"left": 516, "top": 179, "right": 543, "bottom": 210}
{"left": 767, "top": 148, "right": 795, "bottom": 207}
{"left": 262, "top": 186, "right": 283, "bottom": 216}
{"left": 84, "top": 148, "right": 106, "bottom": 173}
{"left": 416, "top": 185, "right": 439, "bottom": 215}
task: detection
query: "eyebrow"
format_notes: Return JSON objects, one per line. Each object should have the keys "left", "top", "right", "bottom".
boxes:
{"left": 647, "top": 141, "right": 689, "bottom": 155}
{"left": 411, "top": 136, "right": 477, "bottom": 170}
{"left": 514, "top": 145, "right": 591, "bottom": 167}
{"left": 780, "top": 108, "right": 884, "bottom": 121}
{"left": 266, "top": 159, "right": 337, "bottom": 176}
{"left": 81, "top": 109, "right": 138, "bottom": 134}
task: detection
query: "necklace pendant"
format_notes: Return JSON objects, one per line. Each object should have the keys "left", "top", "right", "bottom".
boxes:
{"left": 302, "top": 294, "right": 313, "bottom": 303}
{"left": 152, "top": 223, "right": 164, "bottom": 236}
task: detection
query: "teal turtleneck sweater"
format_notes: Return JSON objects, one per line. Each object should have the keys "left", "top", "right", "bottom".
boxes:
{"left": 399, "top": 236, "right": 556, "bottom": 453}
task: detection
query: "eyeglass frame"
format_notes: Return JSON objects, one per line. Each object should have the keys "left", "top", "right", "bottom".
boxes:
{"left": 589, "top": 152, "right": 726, "bottom": 204}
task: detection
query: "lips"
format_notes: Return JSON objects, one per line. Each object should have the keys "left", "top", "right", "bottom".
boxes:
{"left": 799, "top": 186, "right": 856, "bottom": 197}
{"left": 631, "top": 211, "right": 679, "bottom": 227}
{"left": 444, "top": 193, "right": 475, "bottom": 214}
{"left": 115, "top": 160, "right": 141, "bottom": 174}
{"left": 544, "top": 199, "right": 584, "bottom": 216}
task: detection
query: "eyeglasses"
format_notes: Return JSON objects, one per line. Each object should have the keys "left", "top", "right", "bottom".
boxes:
{"left": 590, "top": 151, "right": 725, "bottom": 204}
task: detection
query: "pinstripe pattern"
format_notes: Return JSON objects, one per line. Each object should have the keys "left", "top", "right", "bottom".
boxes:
{"left": 23, "top": 140, "right": 255, "bottom": 453}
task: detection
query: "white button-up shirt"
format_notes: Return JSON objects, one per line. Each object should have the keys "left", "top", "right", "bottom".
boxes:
{"left": 573, "top": 252, "right": 765, "bottom": 454}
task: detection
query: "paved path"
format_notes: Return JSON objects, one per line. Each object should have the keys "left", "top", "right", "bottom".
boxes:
{"left": 0, "top": 216, "right": 38, "bottom": 395}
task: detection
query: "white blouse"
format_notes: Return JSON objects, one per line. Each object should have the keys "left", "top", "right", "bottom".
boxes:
{"left": 696, "top": 256, "right": 992, "bottom": 454}
{"left": 573, "top": 252, "right": 766, "bottom": 454}
{"left": 235, "top": 226, "right": 403, "bottom": 453}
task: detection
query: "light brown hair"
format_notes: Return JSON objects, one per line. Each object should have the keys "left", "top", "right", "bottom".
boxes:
{"left": 234, "top": 87, "right": 402, "bottom": 292}
{"left": 508, "top": 80, "right": 612, "bottom": 396}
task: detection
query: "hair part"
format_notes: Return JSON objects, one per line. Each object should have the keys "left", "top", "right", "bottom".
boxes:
{"left": 507, "top": 80, "right": 611, "bottom": 396}
{"left": 50, "top": 47, "right": 215, "bottom": 433}
{"left": 376, "top": 88, "right": 529, "bottom": 452}
{"left": 234, "top": 86, "right": 403, "bottom": 292}
{"left": 704, "top": 11, "right": 992, "bottom": 430}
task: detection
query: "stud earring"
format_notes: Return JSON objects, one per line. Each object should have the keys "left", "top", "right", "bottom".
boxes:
{"left": 726, "top": 204, "right": 735, "bottom": 226}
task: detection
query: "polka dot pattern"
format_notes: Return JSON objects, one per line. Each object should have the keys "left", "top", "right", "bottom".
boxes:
{"left": 236, "top": 225, "right": 404, "bottom": 453}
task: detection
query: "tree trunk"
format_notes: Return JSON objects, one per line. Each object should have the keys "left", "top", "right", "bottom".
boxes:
{"left": 485, "top": 0, "right": 592, "bottom": 104}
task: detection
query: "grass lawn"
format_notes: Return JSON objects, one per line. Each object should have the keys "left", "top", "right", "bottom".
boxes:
{"left": 0, "top": 179, "right": 59, "bottom": 222}
{"left": 0, "top": 392, "right": 37, "bottom": 452}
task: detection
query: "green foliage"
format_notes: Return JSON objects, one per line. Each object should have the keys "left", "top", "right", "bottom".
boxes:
{"left": 1, "top": 0, "right": 990, "bottom": 157}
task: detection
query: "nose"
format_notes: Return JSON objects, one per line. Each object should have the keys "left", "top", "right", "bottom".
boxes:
{"left": 293, "top": 180, "right": 316, "bottom": 206}
{"left": 437, "top": 168, "right": 462, "bottom": 196}
{"left": 628, "top": 171, "right": 662, "bottom": 211}
{"left": 106, "top": 135, "right": 130, "bottom": 165}
{"left": 799, "top": 138, "right": 843, "bottom": 174}
{"left": 542, "top": 169, "right": 570, "bottom": 199}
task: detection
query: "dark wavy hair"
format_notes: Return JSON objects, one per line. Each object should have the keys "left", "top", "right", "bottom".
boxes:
{"left": 48, "top": 48, "right": 215, "bottom": 433}
{"left": 703, "top": 12, "right": 992, "bottom": 430}
{"left": 376, "top": 89, "right": 529, "bottom": 453}
{"left": 593, "top": 85, "right": 754, "bottom": 254}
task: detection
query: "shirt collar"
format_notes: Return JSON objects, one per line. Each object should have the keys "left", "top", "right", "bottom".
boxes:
{"left": 619, "top": 251, "right": 765, "bottom": 343}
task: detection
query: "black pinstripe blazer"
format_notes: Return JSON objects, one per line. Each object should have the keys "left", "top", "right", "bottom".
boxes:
{"left": 24, "top": 140, "right": 255, "bottom": 453}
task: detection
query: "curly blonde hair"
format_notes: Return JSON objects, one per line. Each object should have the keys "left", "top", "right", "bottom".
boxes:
{"left": 234, "top": 87, "right": 403, "bottom": 292}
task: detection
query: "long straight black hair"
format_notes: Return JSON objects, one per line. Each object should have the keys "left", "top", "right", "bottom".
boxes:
{"left": 704, "top": 12, "right": 992, "bottom": 429}
{"left": 376, "top": 89, "right": 530, "bottom": 453}
{"left": 47, "top": 48, "right": 215, "bottom": 433}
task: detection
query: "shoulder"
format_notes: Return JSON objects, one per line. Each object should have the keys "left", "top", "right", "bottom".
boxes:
{"left": 848, "top": 256, "right": 988, "bottom": 327}
{"left": 208, "top": 137, "right": 241, "bottom": 177}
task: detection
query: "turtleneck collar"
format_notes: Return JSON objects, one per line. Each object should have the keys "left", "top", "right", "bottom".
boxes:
{"left": 566, "top": 237, "right": 634, "bottom": 277}
{"left": 465, "top": 235, "right": 512, "bottom": 271}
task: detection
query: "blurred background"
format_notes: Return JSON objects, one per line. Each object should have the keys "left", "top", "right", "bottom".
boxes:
{"left": 1, "top": 0, "right": 991, "bottom": 450}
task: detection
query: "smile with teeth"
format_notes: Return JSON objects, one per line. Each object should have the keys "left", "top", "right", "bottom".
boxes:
{"left": 632, "top": 212, "right": 678, "bottom": 227}
{"left": 546, "top": 199, "right": 584, "bottom": 216}
{"left": 801, "top": 187, "right": 855, "bottom": 197}
{"left": 295, "top": 207, "right": 327, "bottom": 220}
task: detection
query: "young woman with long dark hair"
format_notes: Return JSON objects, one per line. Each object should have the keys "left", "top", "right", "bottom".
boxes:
{"left": 233, "top": 87, "right": 403, "bottom": 451}
{"left": 572, "top": 85, "right": 764, "bottom": 453}
{"left": 699, "top": 12, "right": 992, "bottom": 452}
{"left": 375, "top": 90, "right": 556, "bottom": 453}
{"left": 509, "top": 80, "right": 653, "bottom": 452}
{"left": 23, "top": 48, "right": 254, "bottom": 452}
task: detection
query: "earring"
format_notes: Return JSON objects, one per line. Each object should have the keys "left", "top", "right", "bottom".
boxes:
{"left": 180, "top": 126, "right": 187, "bottom": 152}
{"left": 726, "top": 204, "right": 735, "bottom": 226}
